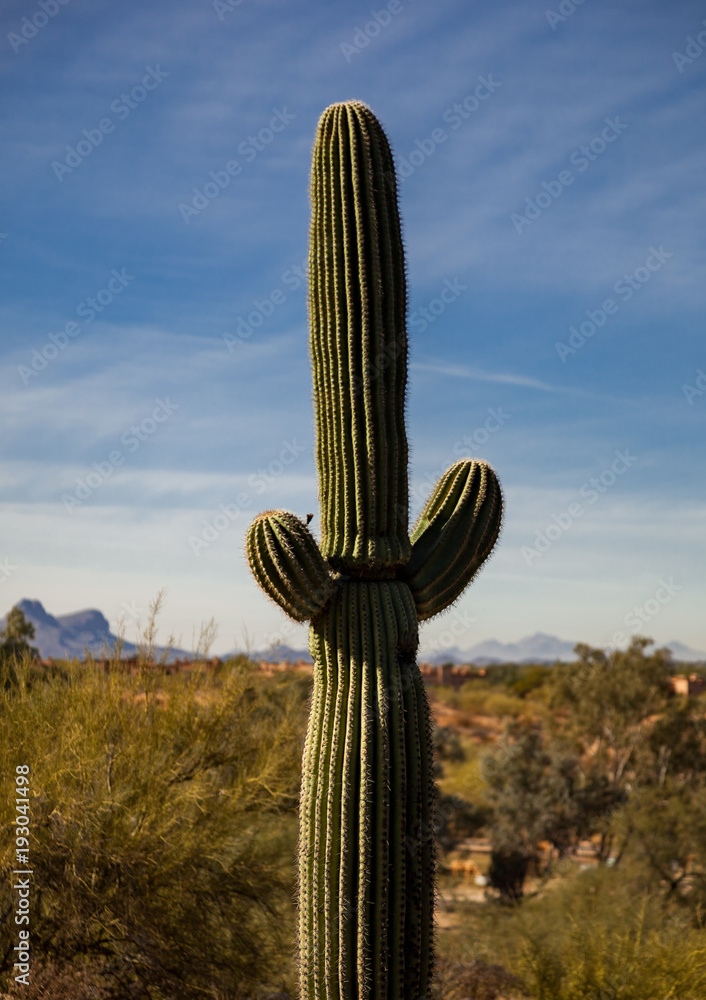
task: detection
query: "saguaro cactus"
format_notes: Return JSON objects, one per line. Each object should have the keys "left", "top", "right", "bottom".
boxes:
{"left": 246, "top": 101, "right": 503, "bottom": 1000}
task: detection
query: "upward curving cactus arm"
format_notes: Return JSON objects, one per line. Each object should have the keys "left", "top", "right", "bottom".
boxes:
{"left": 404, "top": 459, "right": 503, "bottom": 621}
{"left": 245, "top": 100, "right": 504, "bottom": 1000}
{"left": 246, "top": 510, "right": 334, "bottom": 622}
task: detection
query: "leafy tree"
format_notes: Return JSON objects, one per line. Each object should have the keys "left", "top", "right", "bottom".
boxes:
{"left": 483, "top": 723, "right": 624, "bottom": 900}
{"left": 0, "top": 606, "right": 39, "bottom": 688}
{"left": 435, "top": 792, "right": 487, "bottom": 853}
{"left": 549, "top": 637, "right": 673, "bottom": 789}
{"left": 549, "top": 637, "right": 706, "bottom": 865}
{"left": 482, "top": 639, "right": 706, "bottom": 903}
{"left": 643, "top": 698, "right": 706, "bottom": 787}
{"left": 616, "top": 783, "right": 706, "bottom": 922}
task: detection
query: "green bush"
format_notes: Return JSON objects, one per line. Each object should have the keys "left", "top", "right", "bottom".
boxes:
{"left": 0, "top": 654, "right": 308, "bottom": 999}
{"left": 510, "top": 666, "right": 551, "bottom": 699}
{"left": 511, "top": 868, "right": 706, "bottom": 999}
{"left": 457, "top": 688, "right": 493, "bottom": 715}
{"left": 482, "top": 692, "right": 529, "bottom": 718}
{"left": 439, "top": 864, "right": 706, "bottom": 999}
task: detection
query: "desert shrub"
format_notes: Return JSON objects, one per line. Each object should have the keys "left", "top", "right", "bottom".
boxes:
{"left": 510, "top": 666, "right": 551, "bottom": 699}
{"left": 458, "top": 688, "right": 493, "bottom": 715}
{"left": 433, "top": 722, "right": 466, "bottom": 762}
{"left": 433, "top": 955, "right": 525, "bottom": 1000}
{"left": 431, "top": 684, "right": 461, "bottom": 709}
{"left": 439, "top": 863, "right": 706, "bottom": 999}
{"left": 482, "top": 692, "right": 528, "bottom": 718}
{"left": 0, "top": 656, "right": 309, "bottom": 999}
{"left": 437, "top": 747, "right": 491, "bottom": 809}
{"left": 510, "top": 867, "right": 706, "bottom": 999}
{"left": 1, "top": 961, "right": 112, "bottom": 999}
{"left": 435, "top": 793, "right": 488, "bottom": 852}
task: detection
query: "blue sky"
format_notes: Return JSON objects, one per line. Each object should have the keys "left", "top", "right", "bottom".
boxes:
{"left": 1, "top": 0, "right": 705, "bottom": 658}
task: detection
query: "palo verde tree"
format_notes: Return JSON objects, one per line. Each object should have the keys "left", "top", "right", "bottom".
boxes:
{"left": 246, "top": 102, "right": 503, "bottom": 1000}
{"left": 0, "top": 606, "right": 39, "bottom": 688}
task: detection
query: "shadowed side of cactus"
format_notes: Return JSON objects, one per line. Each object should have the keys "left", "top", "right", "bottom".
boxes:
{"left": 246, "top": 101, "right": 503, "bottom": 1000}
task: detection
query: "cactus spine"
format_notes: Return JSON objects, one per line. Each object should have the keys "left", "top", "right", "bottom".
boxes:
{"left": 246, "top": 101, "right": 503, "bottom": 1000}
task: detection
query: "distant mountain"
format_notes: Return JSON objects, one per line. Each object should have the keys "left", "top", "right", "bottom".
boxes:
{"left": 422, "top": 632, "right": 578, "bottom": 666}
{"left": 4, "top": 601, "right": 704, "bottom": 666}
{"left": 420, "top": 633, "right": 706, "bottom": 666}
{"left": 664, "top": 640, "right": 706, "bottom": 664}
{"left": 0, "top": 599, "right": 188, "bottom": 661}
{"left": 231, "top": 643, "right": 313, "bottom": 664}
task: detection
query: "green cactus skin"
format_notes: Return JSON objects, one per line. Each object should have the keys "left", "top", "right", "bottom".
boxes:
{"left": 246, "top": 101, "right": 503, "bottom": 1000}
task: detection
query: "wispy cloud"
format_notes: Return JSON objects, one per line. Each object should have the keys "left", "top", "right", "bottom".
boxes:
{"left": 411, "top": 359, "right": 594, "bottom": 395}
{"left": 0, "top": 0, "right": 703, "bottom": 651}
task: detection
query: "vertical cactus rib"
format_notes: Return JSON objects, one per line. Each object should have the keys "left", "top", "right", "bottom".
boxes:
{"left": 415, "top": 669, "right": 436, "bottom": 993}
{"left": 337, "top": 604, "right": 360, "bottom": 998}
{"left": 324, "top": 590, "right": 348, "bottom": 1000}
{"left": 402, "top": 658, "right": 424, "bottom": 995}
{"left": 381, "top": 586, "right": 405, "bottom": 999}
{"left": 313, "top": 625, "right": 335, "bottom": 1000}
{"left": 247, "top": 100, "right": 503, "bottom": 1000}
{"left": 299, "top": 625, "right": 325, "bottom": 1000}
{"left": 370, "top": 585, "right": 391, "bottom": 996}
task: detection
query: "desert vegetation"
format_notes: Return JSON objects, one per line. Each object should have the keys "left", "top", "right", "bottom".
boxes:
{"left": 2, "top": 609, "right": 706, "bottom": 998}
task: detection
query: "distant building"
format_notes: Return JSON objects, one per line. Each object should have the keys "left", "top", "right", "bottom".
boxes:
{"left": 417, "top": 663, "right": 484, "bottom": 689}
{"left": 669, "top": 673, "right": 706, "bottom": 697}
{"left": 257, "top": 659, "right": 314, "bottom": 677}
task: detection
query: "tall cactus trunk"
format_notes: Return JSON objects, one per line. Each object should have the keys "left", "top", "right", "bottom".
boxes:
{"left": 298, "top": 581, "right": 435, "bottom": 999}
{"left": 246, "top": 101, "right": 503, "bottom": 1000}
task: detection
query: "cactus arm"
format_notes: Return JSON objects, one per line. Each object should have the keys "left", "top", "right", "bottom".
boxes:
{"left": 404, "top": 459, "right": 503, "bottom": 621}
{"left": 245, "top": 510, "right": 334, "bottom": 622}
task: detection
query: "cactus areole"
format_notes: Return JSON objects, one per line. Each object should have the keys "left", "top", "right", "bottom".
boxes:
{"left": 246, "top": 101, "right": 503, "bottom": 1000}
